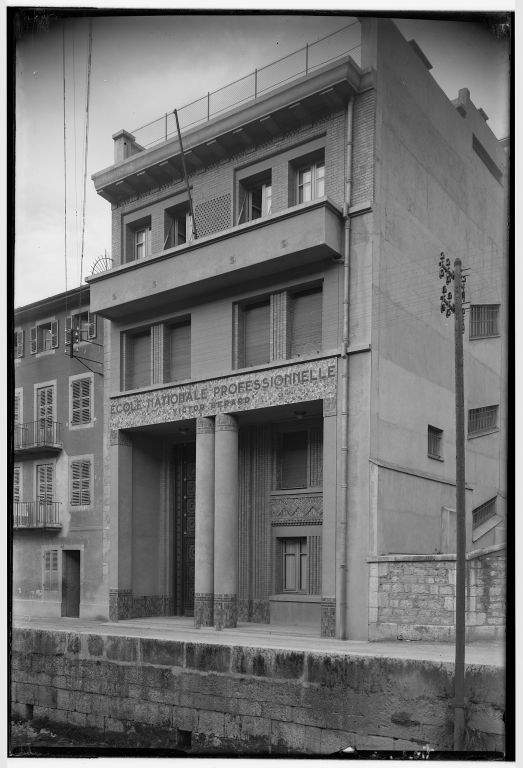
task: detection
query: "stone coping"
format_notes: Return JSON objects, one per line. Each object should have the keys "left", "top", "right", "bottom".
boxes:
{"left": 367, "top": 543, "right": 506, "bottom": 564}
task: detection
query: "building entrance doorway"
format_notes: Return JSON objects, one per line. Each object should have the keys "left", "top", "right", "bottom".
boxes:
{"left": 172, "top": 443, "right": 195, "bottom": 616}
{"left": 61, "top": 550, "right": 80, "bottom": 617}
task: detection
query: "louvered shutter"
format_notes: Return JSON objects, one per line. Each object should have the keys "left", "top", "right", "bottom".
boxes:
{"left": 15, "top": 330, "right": 24, "bottom": 358}
{"left": 279, "top": 431, "right": 308, "bottom": 489}
{"left": 13, "top": 467, "right": 20, "bottom": 503}
{"left": 51, "top": 320, "right": 59, "bottom": 348}
{"left": 309, "top": 425, "right": 323, "bottom": 487}
{"left": 38, "top": 386, "right": 53, "bottom": 428}
{"left": 30, "top": 326, "right": 38, "bottom": 354}
{"left": 37, "top": 464, "right": 53, "bottom": 503}
{"left": 72, "top": 378, "right": 91, "bottom": 425}
{"left": 290, "top": 288, "right": 322, "bottom": 357}
{"left": 88, "top": 312, "right": 97, "bottom": 339}
{"left": 129, "top": 331, "right": 151, "bottom": 389}
{"left": 44, "top": 550, "right": 58, "bottom": 592}
{"left": 244, "top": 301, "right": 270, "bottom": 367}
{"left": 65, "top": 315, "right": 72, "bottom": 346}
{"left": 14, "top": 393, "right": 20, "bottom": 426}
{"left": 167, "top": 323, "right": 191, "bottom": 382}
{"left": 71, "top": 459, "right": 91, "bottom": 505}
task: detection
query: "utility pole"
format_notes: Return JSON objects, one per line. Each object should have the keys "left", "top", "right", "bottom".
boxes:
{"left": 439, "top": 253, "right": 468, "bottom": 751}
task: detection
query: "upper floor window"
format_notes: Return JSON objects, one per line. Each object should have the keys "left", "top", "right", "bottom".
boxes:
{"left": 70, "top": 375, "right": 93, "bottom": 428}
{"left": 122, "top": 328, "right": 151, "bottom": 390}
{"left": 275, "top": 423, "right": 323, "bottom": 490}
{"left": 164, "top": 203, "right": 193, "bottom": 249}
{"left": 70, "top": 457, "right": 92, "bottom": 506}
{"left": 14, "top": 389, "right": 22, "bottom": 427}
{"left": 126, "top": 217, "right": 152, "bottom": 263}
{"left": 36, "top": 384, "right": 55, "bottom": 429}
{"left": 236, "top": 299, "right": 271, "bottom": 368}
{"left": 30, "top": 321, "right": 58, "bottom": 353}
{"left": 238, "top": 173, "right": 272, "bottom": 224}
{"left": 15, "top": 330, "right": 24, "bottom": 358}
{"left": 472, "top": 497, "right": 497, "bottom": 530}
{"left": 13, "top": 465, "right": 21, "bottom": 503}
{"left": 297, "top": 156, "right": 325, "bottom": 203}
{"left": 164, "top": 321, "right": 191, "bottom": 383}
{"left": 427, "top": 425, "right": 443, "bottom": 460}
{"left": 470, "top": 304, "right": 499, "bottom": 339}
{"left": 289, "top": 287, "right": 322, "bottom": 358}
{"left": 65, "top": 311, "right": 97, "bottom": 345}
{"left": 468, "top": 405, "right": 498, "bottom": 437}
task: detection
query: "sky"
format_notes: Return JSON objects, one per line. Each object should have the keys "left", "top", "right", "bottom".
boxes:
{"left": 13, "top": 8, "right": 511, "bottom": 308}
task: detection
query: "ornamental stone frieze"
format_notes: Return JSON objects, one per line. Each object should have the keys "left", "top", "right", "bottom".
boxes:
{"left": 270, "top": 493, "right": 323, "bottom": 525}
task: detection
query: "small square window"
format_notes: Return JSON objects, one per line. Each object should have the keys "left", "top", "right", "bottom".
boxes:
{"left": 428, "top": 425, "right": 443, "bottom": 459}
{"left": 30, "top": 321, "right": 58, "bottom": 353}
{"left": 472, "top": 497, "right": 497, "bottom": 530}
{"left": 126, "top": 218, "right": 152, "bottom": 263}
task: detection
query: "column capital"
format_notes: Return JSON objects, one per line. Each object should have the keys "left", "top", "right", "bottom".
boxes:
{"left": 196, "top": 416, "right": 215, "bottom": 435}
{"left": 215, "top": 413, "right": 238, "bottom": 432}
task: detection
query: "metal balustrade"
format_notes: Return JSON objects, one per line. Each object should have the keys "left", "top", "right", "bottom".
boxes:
{"left": 13, "top": 501, "right": 62, "bottom": 529}
{"left": 131, "top": 21, "right": 361, "bottom": 148}
{"left": 13, "top": 421, "right": 62, "bottom": 451}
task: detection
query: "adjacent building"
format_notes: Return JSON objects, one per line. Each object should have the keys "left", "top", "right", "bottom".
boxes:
{"left": 13, "top": 286, "right": 106, "bottom": 619}
{"left": 14, "top": 18, "right": 506, "bottom": 639}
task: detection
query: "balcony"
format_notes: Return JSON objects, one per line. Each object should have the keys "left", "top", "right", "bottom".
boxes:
{"left": 13, "top": 501, "right": 62, "bottom": 530}
{"left": 88, "top": 198, "right": 343, "bottom": 319}
{"left": 14, "top": 421, "right": 62, "bottom": 457}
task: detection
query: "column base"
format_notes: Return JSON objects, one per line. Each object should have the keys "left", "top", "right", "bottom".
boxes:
{"left": 109, "top": 589, "right": 133, "bottom": 621}
{"left": 194, "top": 593, "right": 214, "bottom": 627}
{"left": 214, "top": 594, "right": 238, "bottom": 629}
{"left": 321, "top": 597, "right": 336, "bottom": 638}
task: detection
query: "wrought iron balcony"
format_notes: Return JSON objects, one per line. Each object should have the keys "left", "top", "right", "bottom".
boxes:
{"left": 14, "top": 421, "right": 62, "bottom": 456}
{"left": 13, "top": 501, "right": 62, "bottom": 530}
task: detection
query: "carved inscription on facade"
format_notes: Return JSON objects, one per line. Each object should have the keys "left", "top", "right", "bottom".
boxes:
{"left": 110, "top": 357, "right": 337, "bottom": 430}
{"left": 271, "top": 493, "right": 323, "bottom": 525}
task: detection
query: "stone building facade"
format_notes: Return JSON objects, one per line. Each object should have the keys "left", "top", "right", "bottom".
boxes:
{"left": 13, "top": 286, "right": 106, "bottom": 619}
{"left": 84, "top": 18, "right": 507, "bottom": 639}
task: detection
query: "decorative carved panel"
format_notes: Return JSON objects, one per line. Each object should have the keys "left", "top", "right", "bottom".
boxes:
{"left": 271, "top": 493, "right": 322, "bottom": 525}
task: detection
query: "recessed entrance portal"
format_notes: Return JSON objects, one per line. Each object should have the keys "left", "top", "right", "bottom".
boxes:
{"left": 61, "top": 549, "right": 80, "bottom": 617}
{"left": 173, "top": 443, "right": 195, "bottom": 616}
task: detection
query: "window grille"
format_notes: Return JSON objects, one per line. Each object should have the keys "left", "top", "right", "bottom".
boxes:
{"left": 468, "top": 405, "right": 498, "bottom": 436}
{"left": 71, "top": 459, "right": 91, "bottom": 506}
{"left": 470, "top": 304, "right": 499, "bottom": 339}
{"left": 71, "top": 377, "right": 92, "bottom": 426}
{"left": 472, "top": 497, "right": 497, "bottom": 529}
{"left": 428, "top": 425, "right": 443, "bottom": 458}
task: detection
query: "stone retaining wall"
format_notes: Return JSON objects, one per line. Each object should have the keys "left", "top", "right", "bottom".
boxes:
{"left": 369, "top": 545, "right": 506, "bottom": 641}
{"left": 11, "top": 628, "right": 504, "bottom": 754}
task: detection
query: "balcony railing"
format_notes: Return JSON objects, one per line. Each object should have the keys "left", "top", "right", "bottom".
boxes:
{"left": 14, "top": 421, "right": 62, "bottom": 452}
{"left": 13, "top": 501, "right": 62, "bottom": 529}
{"left": 131, "top": 21, "right": 361, "bottom": 148}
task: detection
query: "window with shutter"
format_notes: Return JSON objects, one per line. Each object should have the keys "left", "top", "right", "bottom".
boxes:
{"left": 66, "top": 312, "right": 92, "bottom": 345}
{"left": 15, "top": 330, "right": 24, "bottom": 358}
{"left": 125, "top": 329, "right": 151, "bottom": 390}
{"left": 71, "top": 459, "right": 91, "bottom": 505}
{"left": 242, "top": 300, "right": 270, "bottom": 368}
{"left": 43, "top": 549, "right": 59, "bottom": 592}
{"left": 165, "top": 322, "right": 191, "bottom": 382}
{"left": 71, "top": 377, "right": 92, "bottom": 426}
{"left": 31, "top": 321, "right": 59, "bottom": 352}
{"left": 13, "top": 466, "right": 21, "bottom": 503}
{"left": 289, "top": 287, "right": 322, "bottom": 358}
{"left": 36, "top": 386, "right": 54, "bottom": 435}
{"left": 37, "top": 463, "right": 54, "bottom": 504}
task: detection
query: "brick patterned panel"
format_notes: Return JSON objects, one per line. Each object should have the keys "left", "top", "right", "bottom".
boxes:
{"left": 271, "top": 493, "right": 323, "bottom": 525}
{"left": 194, "top": 194, "right": 231, "bottom": 237}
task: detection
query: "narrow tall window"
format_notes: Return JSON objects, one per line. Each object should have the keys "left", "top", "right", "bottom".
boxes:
{"left": 70, "top": 459, "right": 91, "bottom": 506}
{"left": 297, "top": 159, "right": 325, "bottom": 203}
{"left": 289, "top": 287, "right": 322, "bottom": 358}
{"left": 428, "top": 425, "right": 443, "bottom": 459}
{"left": 468, "top": 405, "right": 498, "bottom": 436}
{"left": 164, "top": 321, "right": 191, "bottom": 382}
{"left": 37, "top": 463, "right": 54, "bottom": 524}
{"left": 470, "top": 304, "right": 499, "bottom": 339}
{"left": 282, "top": 538, "right": 308, "bottom": 593}
{"left": 235, "top": 300, "right": 271, "bottom": 369}
{"left": 36, "top": 385, "right": 54, "bottom": 441}
{"left": 43, "top": 549, "right": 59, "bottom": 592}
{"left": 135, "top": 226, "right": 151, "bottom": 260}
{"left": 123, "top": 329, "right": 151, "bottom": 390}
{"left": 13, "top": 466, "right": 21, "bottom": 503}
{"left": 71, "top": 377, "right": 92, "bottom": 426}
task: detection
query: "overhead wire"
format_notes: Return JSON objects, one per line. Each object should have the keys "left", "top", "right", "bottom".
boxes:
{"left": 62, "top": 22, "right": 68, "bottom": 320}
{"left": 79, "top": 18, "right": 93, "bottom": 306}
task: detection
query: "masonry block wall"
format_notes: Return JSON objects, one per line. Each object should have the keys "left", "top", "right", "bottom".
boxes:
{"left": 11, "top": 628, "right": 504, "bottom": 753}
{"left": 368, "top": 545, "right": 506, "bottom": 641}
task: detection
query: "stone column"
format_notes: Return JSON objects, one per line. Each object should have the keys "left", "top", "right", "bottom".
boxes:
{"left": 213, "top": 413, "right": 239, "bottom": 628}
{"left": 194, "top": 417, "right": 215, "bottom": 627}
{"left": 109, "top": 430, "right": 133, "bottom": 621}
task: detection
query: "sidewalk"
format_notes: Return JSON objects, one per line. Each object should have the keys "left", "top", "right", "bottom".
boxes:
{"left": 13, "top": 615, "right": 505, "bottom": 668}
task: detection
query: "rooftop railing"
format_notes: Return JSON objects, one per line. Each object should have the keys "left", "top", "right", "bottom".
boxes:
{"left": 131, "top": 21, "right": 361, "bottom": 149}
